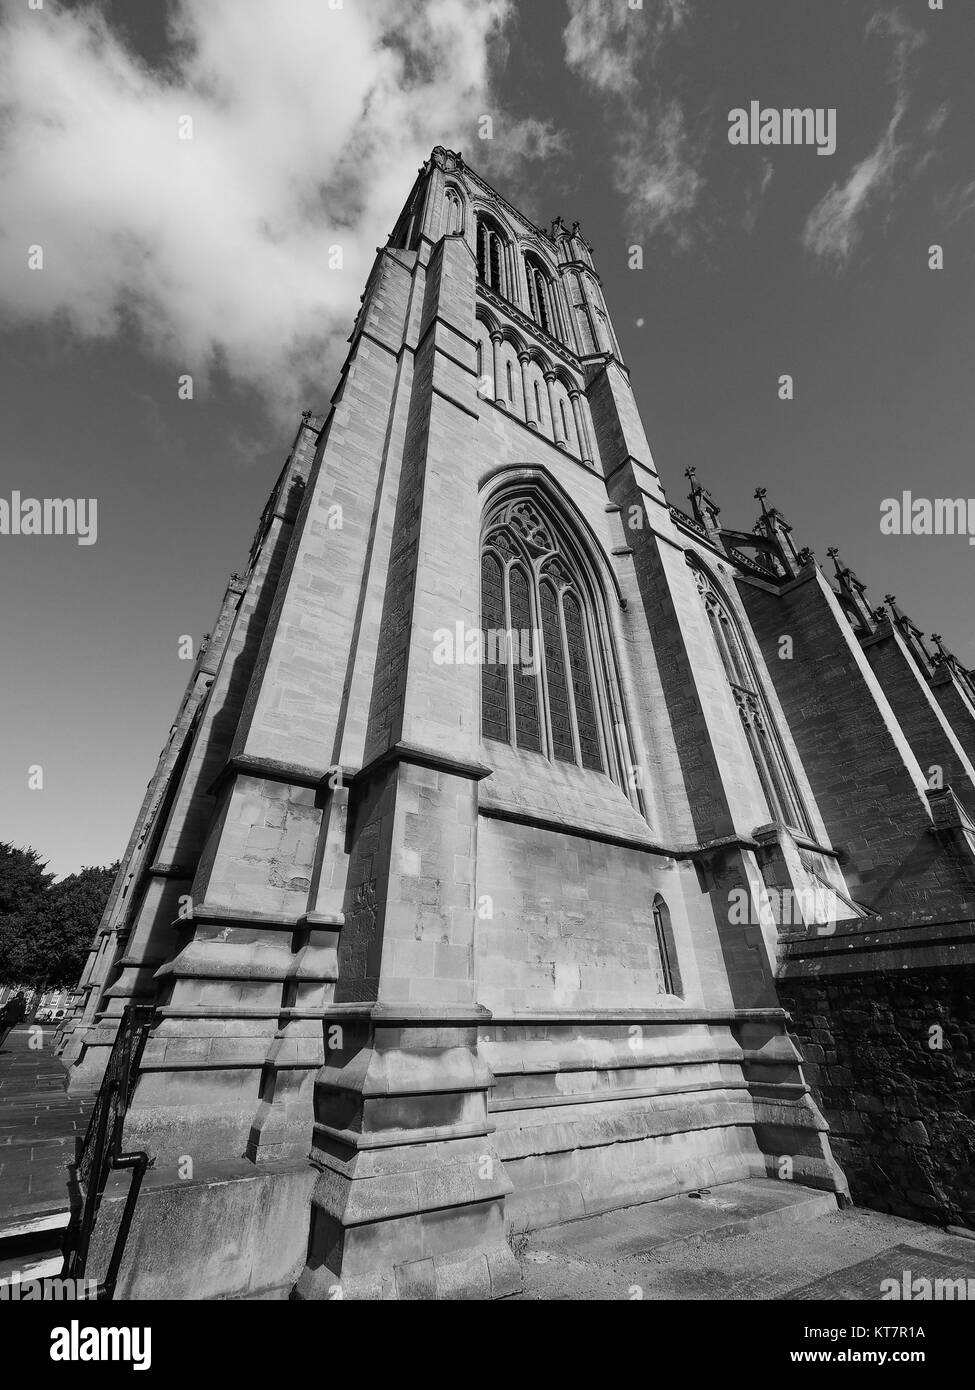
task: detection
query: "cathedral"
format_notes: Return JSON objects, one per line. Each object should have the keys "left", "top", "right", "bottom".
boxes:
{"left": 60, "top": 147, "right": 975, "bottom": 1299}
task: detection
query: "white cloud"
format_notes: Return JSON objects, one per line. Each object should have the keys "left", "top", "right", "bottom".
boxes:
{"left": 935, "top": 178, "right": 975, "bottom": 227}
{"left": 865, "top": 6, "right": 925, "bottom": 86}
{"left": 485, "top": 116, "right": 568, "bottom": 166}
{"left": 923, "top": 102, "right": 949, "bottom": 139}
{"left": 802, "top": 7, "right": 928, "bottom": 266}
{"left": 743, "top": 159, "right": 774, "bottom": 234}
{"left": 474, "top": 115, "right": 570, "bottom": 219}
{"left": 563, "top": 0, "right": 705, "bottom": 248}
{"left": 0, "top": 0, "right": 558, "bottom": 416}
{"left": 563, "top": 0, "right": 687, "bottom": 91}
{"left": 614, "top": 103, "right": 706, "bottom": 250}
{"left": 802, "top": 115, "right": 902, "bottom": 264}
{"left": 564, "top": 0, "right": 648, "bottom": 93}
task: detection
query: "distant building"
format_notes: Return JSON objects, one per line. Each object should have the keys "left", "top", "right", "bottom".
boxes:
{"left": 1, "top": 984, "right": 69, "bottom": 1018}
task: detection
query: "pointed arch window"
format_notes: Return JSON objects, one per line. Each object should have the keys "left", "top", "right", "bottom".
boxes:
{"left": 480, "top": 495, "right": 629, "bottom": 780}
{"left": 476, "top": 213, "right": 511, "bottom": 299}
{"left": 525, "top": 252, "right": 558, "bottom": 339}
{"left": 693, "top": 564, "right": 809, "bottom": 834}
{"left": 443, "top": 186, "right": 464, "bottom": 237}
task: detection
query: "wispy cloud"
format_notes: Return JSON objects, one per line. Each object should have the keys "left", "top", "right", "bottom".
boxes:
{"left": 923, "top": 103, "right": 950, "bottom": 140}
{"left": 802, "top": 126, "right": 902, "bottom": 264}
{"left": 564, "top": 0, "right": 655, "bottom": 93}
{"left": 802, "top": 7, "right": 930, "bottom": 266}
{"left": 866, "top": 6, "right": 925, "bottom": 85}
{"left": 475, "top": 115, "right": 571, "bottom": 217}
{"left": 935, "top": 178, "right": 975, "bottom": 227}
{"left": 743, "top": 159, "right": 774, "bottom": 235}
{"left": 563, "top": 0, "right": 705, "bottom": 249}
{"left": 614, "top": 102, "right": 707, "bottom": 250}
{"left": 0, "top": 0, "right": 558, "bottom": 417}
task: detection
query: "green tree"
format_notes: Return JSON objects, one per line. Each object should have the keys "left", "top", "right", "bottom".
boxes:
{"left": 0, "top": 842, "right": 54, "bottom": 916}
{"left": 45, "top": 863, "right": 120, "bottom": 985}
{"left": 0, "top": 846, "right": 119, "bottom": 988}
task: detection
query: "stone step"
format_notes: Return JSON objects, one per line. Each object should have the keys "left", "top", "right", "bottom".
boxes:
{"left": 0, "top": 1253, "right": 67, "bottom": 1285}
{"left": 0, "top": 1207, "right": 71, "bottom": 1283}
{"left": 526, "top": 1178, "right": 837, "bottom": 1263}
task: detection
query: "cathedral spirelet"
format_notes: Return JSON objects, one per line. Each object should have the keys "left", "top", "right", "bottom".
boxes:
{"left": 63, "top": 146, "right": 975, "bottom": 1300}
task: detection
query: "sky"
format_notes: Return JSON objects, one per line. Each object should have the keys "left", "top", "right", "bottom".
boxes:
{"left": 0, "top": 0, "right": 972, "bottom": 877}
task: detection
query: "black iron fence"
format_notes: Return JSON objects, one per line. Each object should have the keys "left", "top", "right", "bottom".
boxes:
{"left": 65, "top": 1003, "right": 155, "bottom": 1298}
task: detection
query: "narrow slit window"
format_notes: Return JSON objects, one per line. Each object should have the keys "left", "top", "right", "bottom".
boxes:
{"left": 508, "top": 565, "right": 542, "bottom": 753}
{"left": 541, "top": 582, "right": 574, "bottom": 762}
{"left": 653, "top": 896, "right": 682, "bottom": 997}
{"left": 480, "top": 552, "right": 508, "bottom": 744}
{"left": 563, "top": 592, "right": 602, "bottom": 771}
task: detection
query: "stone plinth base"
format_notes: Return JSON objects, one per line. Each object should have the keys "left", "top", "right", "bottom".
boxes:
{"left": 484, "top": 1012, "right": 848, "bottom": 1230}
{"left": 291, "top": 1007, "right": 523, "bottom": 1300}
{"left": 87, "top": 1161, "right": 316, "bottom": 1301}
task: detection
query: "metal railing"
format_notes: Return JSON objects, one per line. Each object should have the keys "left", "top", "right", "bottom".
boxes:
{"left": 65, "top": 1003, "right": 155, "bottom": 1299}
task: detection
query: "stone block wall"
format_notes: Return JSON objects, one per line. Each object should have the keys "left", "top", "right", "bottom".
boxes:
{"left": 779, "top": 965, "right": 975, "bottom": 1227}
{"left": 861, "top": 627, "right": 975, "bottom": 819}
{"left": 741, "top": 568, "right": 972, "bottom": 921}
{"left": 475, "top": 818, "right": 680, "bottom": 1013}
{"left": 200, "top": 775, "right": 320, "bottom": 916}
{"left": 931, "top": 670, "right": 975, "bottom": 763}
{"left": 483, "top": 1013, "right": 846, "bottom": 1229}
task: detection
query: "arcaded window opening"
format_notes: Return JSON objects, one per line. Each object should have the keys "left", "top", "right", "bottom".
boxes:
{"left": 476, "top": 213, "right": 512, "bottom": 300}
{"left": 524, "top": 252, "right": 561, "bottom": 342}
{"left": 443, "top": 186, "right": 464, "bottom": 236}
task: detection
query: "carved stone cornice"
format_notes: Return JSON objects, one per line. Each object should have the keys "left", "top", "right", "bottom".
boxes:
{"left": 671, "top": 509, "right": 775, "bottom": 581}
{"left": 669, "top": 506, "right": 707, "bottom": 539}
{"left": 728, "top": 547, "right": 779, "bottom": 579}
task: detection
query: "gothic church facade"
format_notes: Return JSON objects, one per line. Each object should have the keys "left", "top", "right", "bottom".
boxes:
{"left": 61, "top": 148, "right": 975, "bottom": 1299}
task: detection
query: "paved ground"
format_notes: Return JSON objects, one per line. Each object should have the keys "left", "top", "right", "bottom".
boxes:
{"left": 0, "top": 1024, "right": 89, "bottom": 1228}
{"left": 516, "top": 1180, "right": 975, "bottom": 1299}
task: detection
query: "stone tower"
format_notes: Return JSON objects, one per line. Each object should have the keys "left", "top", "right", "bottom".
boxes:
{"left": 67, "top": 146, "right": 975, "bottom": 1299}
